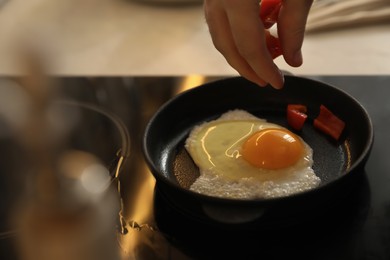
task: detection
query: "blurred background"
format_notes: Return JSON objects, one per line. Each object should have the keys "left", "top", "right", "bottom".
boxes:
{"left": 0, "top": 0, "right": 389, "bottom": 76}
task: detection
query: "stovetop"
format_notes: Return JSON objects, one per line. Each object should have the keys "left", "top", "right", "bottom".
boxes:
{"left": 0, "top": 75, "right": 389, "bottom": 259}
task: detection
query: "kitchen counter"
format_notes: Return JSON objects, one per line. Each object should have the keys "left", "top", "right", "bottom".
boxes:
{"left": 0, "top": 0, "right": 389, "bottom": 76}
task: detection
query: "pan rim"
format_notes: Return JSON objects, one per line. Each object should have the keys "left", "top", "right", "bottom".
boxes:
{"left": 143, "top": 75, "right": 374, "bottom": 206}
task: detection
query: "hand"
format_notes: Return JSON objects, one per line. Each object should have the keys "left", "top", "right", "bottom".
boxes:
{"left": 204, "top": 0, "right": 313, "bottom": 89}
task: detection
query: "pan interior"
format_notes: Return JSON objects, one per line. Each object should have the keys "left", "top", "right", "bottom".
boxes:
{"left": 145, "top": 76, "right": 372, "bottom": 203}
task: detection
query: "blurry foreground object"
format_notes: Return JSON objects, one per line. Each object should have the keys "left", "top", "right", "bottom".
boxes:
{"left": 307, "top": 0, "right": 390, "bottom": 32}
{"left": 0, "top": 54, "right": 129, "bottom": 260}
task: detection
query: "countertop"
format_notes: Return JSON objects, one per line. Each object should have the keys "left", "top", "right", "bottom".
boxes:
{"left": 0, "top": 0, "right": 389, "bottom": 76}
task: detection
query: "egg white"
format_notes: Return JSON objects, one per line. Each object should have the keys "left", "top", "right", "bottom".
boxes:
{"left": 184, "top": 109, "right": 321, "bottom": 199}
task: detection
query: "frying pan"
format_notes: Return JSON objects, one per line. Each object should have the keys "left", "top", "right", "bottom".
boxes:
{"left": 143, "top": 76, "right": 373, "bottom": 226}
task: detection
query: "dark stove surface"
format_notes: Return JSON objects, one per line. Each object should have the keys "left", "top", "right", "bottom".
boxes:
{"left": 0, "top": 75, "right": 389, "bottom": 259}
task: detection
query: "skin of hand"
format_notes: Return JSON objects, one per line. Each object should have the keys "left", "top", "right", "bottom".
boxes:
{"left": 204, "top": 0, "right": 313, "bottom": 89}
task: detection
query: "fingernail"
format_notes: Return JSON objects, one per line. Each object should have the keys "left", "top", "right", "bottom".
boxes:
{"left": 272, "top": 69, "right": 284, "bottom": 89}
{"left": 279, "top": 69, "right": 285, "bottom": 86}
{"left": 257, "top": 81, "right": 267, "bottom": 87}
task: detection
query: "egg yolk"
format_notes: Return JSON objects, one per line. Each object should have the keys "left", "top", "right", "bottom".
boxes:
{"left": 241, "top": 128, "right": 304, "bottom": 170}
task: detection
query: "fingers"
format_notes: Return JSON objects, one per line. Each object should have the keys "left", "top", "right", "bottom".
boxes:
{"left": 278, "top": 0, "right": 313, "bottom": 67}
{"left": 204, "top": 0, "right": 313, "bottom": 88}
{"left": 224, "top": 0, "right": 284, "bottom": 89}
{"left": 204, "top": 1, "right": 267, "bottom": 87}
{"left": 204, "top": 0, "right": 284, "bottom": 89}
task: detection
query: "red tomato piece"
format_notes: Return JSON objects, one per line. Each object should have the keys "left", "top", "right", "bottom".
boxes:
{"left": 314, "top": 105, "right": 346, "bottom": 140}
{"left": 287, "top": 104, "right": 308, "bottom": 131}
{"left": 260, "top": 0, "right": 282, "bottom": 29}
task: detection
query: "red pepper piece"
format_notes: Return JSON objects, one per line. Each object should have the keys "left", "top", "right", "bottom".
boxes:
{"left": 314, "top": 105, "right": 346, "bottom": 140}
{"left": 287, "top": 104, "right": 308, "bottom": 131}
{"left": 260, "top": 0, "right": 282, "bottom": 29}
{"left": 265, "top": 30, "right": 282, "bottom": 59}
{"left": 260, "top": 0, "right": 283, "bottom": 59}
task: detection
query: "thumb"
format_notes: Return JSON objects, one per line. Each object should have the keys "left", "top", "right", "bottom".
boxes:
{"left": 278, "top": 0, "right": 313, "bottom": 67}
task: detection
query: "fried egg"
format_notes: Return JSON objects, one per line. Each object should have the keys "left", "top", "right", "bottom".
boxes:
{"left": 185, "top": 109, "right": 321, "bottom": 199}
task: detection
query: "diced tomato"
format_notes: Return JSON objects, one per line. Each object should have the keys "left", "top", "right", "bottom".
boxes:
{"left": 314, "top": 105, "right": 346, "bottom": 140}
{"left": 287, "top": 104, "right": 308, "bottom": 131}
{"left": 259, "top": 0, "right": 282, "bottom": 29}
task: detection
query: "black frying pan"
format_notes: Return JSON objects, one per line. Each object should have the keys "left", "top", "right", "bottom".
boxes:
{"left": 143, "top": 76, "right": 373, "bottom": 226}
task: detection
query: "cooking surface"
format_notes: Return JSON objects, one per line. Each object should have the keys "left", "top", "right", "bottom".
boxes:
{"left": 0, "top": 75, "right": 389, "bottom": 259}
